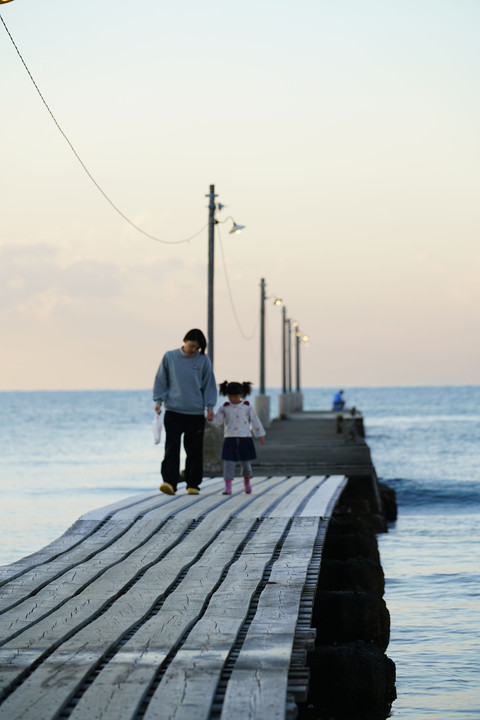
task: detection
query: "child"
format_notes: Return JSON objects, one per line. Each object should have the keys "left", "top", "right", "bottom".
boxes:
{"left": 210, "top": 380, "right": 266, "bottom": 495}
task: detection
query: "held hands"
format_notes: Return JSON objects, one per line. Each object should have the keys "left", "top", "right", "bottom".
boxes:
{"left": 156, "top": 404, "right": 214, "bottom": 420}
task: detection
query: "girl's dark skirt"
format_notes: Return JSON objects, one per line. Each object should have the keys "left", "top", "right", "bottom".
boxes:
{"left": 221, "top": 437, "right": 257, "bottom": 462}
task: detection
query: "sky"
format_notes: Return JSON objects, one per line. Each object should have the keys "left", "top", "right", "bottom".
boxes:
{"left": 1, "top": 0, "right": 479, "bottom": 391}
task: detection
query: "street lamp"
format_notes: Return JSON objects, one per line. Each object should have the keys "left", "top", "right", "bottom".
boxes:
{"left": 255, "top": 278, "right": 269, "bottom": 428}
{"left": 293, "top": 322, "right": 301, "bottom": 392}
{"left": 206, "top": 184, "right": 244, "bottom": 368}
{"left": 282, "top": 305, "right": 287, "bottom": 394}
{"left": 258, "top": 281, "right": 283, "bottom": 394}
{"left": 259, "top": 279, "right": 266, "bottom": 395}
{"left": 255, "top": 280, "right": 285, "bottom": 428}
{"left": 287, "top": 317, "right": 293, "bottom": 393}
{"left": 293, "top": 322, "right": 308, "bottom": 410}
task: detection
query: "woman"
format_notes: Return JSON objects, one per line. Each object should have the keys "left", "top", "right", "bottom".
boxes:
{"left": 153, "top": 329, "right": 217, "bottom": 495}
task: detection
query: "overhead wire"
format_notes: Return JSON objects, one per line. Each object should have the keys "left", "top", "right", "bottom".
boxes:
{"left": 216, "top": 224, "right": 258, "bottom": 341}
{"left": 267, "top": 318, "right": 281, "bottom": 361}
{"left": 0, "top": 12, "right": 204, "bottom": 245}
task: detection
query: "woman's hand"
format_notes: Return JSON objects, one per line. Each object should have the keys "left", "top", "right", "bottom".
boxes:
{"left": 155, "top": 403, "right": 162, "bottom": 415}
{"left": 206, "top": 409, "right": 214, "bottom": 421}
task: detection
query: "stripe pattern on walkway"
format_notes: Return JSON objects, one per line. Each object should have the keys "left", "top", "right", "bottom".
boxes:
{"left": 0, "top": 474, "right": 347, "bottom": 720}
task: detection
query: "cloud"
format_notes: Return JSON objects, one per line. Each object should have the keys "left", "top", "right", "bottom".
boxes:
{"left": 0, "top": 242, "right": 209, "bottom": 336}
{"left": 0, "top": 244, "right": 126, "bottom": 312}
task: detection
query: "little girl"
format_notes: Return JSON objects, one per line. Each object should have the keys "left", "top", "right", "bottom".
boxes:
{"left": 210, "top": 380, "right": 266, "bottom": 495}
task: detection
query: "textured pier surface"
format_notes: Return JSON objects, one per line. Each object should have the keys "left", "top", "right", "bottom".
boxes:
{"left": 0, "top": 410, "right": 389, "bottom": 720}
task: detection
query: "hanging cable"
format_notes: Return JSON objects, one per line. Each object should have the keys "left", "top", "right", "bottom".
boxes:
{"left": 216, "top": 225, "right": 258, "bottom": 341}
{"left": 267, "top": 318, "right": 281, "bottom": 361}
{"left": 0, "top": 13, "right": 204, "bottom": 245}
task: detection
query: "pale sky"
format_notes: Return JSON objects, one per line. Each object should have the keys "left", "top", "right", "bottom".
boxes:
{"left": 1, "top": 0, "right": 479, "bottom": 391}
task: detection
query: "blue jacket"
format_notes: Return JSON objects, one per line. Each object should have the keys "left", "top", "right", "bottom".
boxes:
{"left": 153, "top": 349, "right": 217, "bottom": 415}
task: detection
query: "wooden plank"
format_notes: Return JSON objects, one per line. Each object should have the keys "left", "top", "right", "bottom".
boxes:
{"left": 0, "top": 515, "right": 193, "bottom": 698}
{"left": 0, "top": 474, "right": 346, "bottom": 720}
{"left": 264, "top": 476, "right": 325, "bottom": 517}
{"left": 0, "top": 479, "right": 225, "bottom": 587}
{"left": 0, "top": 479, "right": 234, "bottom": 617}
{"left": 0, "top": 518, "right": 105, "bottom": 587}
{"left": 0, "top": 516, "right": 165, "bottom": 617}
{"left": 0, "top": 479, "right": 275, "bottom": 647}
{"left": 110, "top": 477, "right": 226, "bottom": 522}
{"left": 234, "top": 476, "right": 297, "bottom": 518}
{"left": 299, "top": 475, "right": 348, "bottom": 518}
{"left": 219, "top": 516, "right": 320, "bottom": 720}
{"left": 0, "top": 517, "right": 290, "bottom": 720}
{"left": 64, "top": 516, "right": 273, "bottom": 720}
{"left": 0, "top": 499, "right": 172, "bottom": 605}
{"left": 0, "top": 517, "right": 256, "bottom": 720}
{"left": 137, "top": 517, "right": 293, "bottom": 720}
{"left": 79, "top": 491, "right": 165, "bottom": 521}
{"left": 0, "top": 491, "right": 181, "bottom": 586}
{"left": 0, "top": 487, "right": 279, "bottom": 702}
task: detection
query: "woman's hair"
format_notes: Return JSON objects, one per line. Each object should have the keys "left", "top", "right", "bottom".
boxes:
{"left": 219, "top": 380, "right": 253, "bottom": 397}
{"left": 183, "top": 329, "right": 207, "bottom": 354}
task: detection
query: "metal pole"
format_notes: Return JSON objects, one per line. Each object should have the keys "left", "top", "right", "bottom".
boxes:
{"left": 260, "top": 278, "right": 266, "bottom": 394}
{"left": 287, "top": 319, "right": 292, "bottom": 392}
{"left": 296, "top": 332, "right": 300, "bottom": 392}
{"left": 207, "top": 184, "right": 216, "bottom": 367}
{"left": 282, "top": 306, "right": 287, "bottom": 393}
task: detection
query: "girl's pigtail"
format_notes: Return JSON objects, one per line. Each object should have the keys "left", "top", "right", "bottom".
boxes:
{"left": 219, "top": 381, "right": 229, "bottom": 396}
{"left": 242, "top": 381, "right": 253, "bottom": 397}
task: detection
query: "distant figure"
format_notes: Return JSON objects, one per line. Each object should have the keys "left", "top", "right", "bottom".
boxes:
{"left": 153, "top": 328, "right": 217, "bottom": 496}
{"left": 210, "top": 380, "right": 266, "bottom": 496}
{"left": 332, "top": 389, "right": 345, "bottom": 411}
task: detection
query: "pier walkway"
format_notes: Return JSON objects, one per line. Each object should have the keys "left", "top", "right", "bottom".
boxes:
{"left": 0, "top": 410, "right": 383, "bottom": 720}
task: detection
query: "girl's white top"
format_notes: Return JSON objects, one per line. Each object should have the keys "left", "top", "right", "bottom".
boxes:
{"left": 212, "top": 401, "right": 266, "bottom": 438}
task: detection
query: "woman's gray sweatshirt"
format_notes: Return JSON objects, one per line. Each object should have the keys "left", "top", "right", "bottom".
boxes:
{"left": 153, "top": 349, "right": 217, "bottom": 415}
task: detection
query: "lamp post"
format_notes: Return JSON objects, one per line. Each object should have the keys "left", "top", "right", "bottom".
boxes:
{"left": 292, "top": 322, "right": 308, "bottom": 411}
{"left": 293, "top": 322, "right": 301, "bottom": 392}
{"left": 277, "top": 305, "right": 291, "bottom": 418}
{"left": 254, "top": 277, "right": 271, "bottom": 428}
{"left": 207, "top": 185, "right": 217, "bottom": 366}
{"left": 206, "top": 184, "right": 244, "bottom": 368}
{"left": 287, "top": 317, "right": 292, "bottom": 393}
{"left": 259, "top": 278, "right": 266, "bottom": 395}
{"left": 282, "top": 305, "right": 287, "bottom": 394}
{"left": 203, "top": 185, "right": 244, "bottom": 472}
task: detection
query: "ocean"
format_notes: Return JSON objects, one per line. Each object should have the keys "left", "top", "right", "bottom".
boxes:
{"left": 0, "top": 385, "right": 479, "bottom": 719}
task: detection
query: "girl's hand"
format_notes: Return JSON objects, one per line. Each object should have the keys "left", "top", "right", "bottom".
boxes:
{"left": 207, "top": 409, "right": 214, "bottom": 421}
{"left": 259, "top": 436, "right": 265, "bottom": 445}
{"left": 155, "top": 403, "right": 162, "bottom": 415}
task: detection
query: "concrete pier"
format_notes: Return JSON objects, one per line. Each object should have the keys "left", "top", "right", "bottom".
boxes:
{"left": 253, "top": 410, "right": 370, "bottom": 477}
{"left": 0, "top": 408, "right": 396, "bottom": 720}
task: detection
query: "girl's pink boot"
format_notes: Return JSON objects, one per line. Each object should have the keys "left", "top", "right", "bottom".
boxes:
{"left": 243, "top": 477, "right": 252, "bottom": 494}
{"left": 222, "top": 479, "right": 233, "bottom": 495}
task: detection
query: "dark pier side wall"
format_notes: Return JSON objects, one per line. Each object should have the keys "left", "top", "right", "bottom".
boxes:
{"left": 298, "top": 475, "right": 398, "bottom": 720}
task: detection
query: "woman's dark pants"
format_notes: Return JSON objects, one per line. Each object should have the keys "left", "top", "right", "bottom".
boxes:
{"left": 161, "top": 411, "right": 205, "bottom": 491}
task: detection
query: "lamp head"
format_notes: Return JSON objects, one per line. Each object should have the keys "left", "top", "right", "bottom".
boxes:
{"left": 229, "top": 221, "right": 245, "bottom": 234}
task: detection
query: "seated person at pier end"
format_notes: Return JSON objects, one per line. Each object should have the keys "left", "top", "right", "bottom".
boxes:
{"left": 332, "top": 389, "right": 345, "bottom": 411}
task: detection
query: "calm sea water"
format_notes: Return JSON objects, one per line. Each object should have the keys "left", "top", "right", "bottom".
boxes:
{"left": 1, "top": 386, "right": 479, "bottom": 719}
